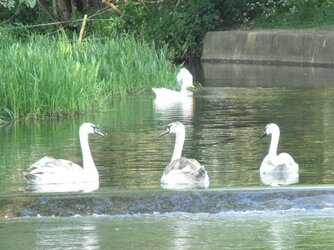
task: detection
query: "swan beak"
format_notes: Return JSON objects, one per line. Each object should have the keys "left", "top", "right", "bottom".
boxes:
{"left": 193, "top": 82, "right": 203, "bottom": 89}
{"left": 187, "top": 83, "right": 202, "bottom": 92}
{"left": 260, "top": 131, "right": 267, "bottom": 138}
{"left": 159, "top": 127, "right": 170, "bottom": 137}
{"left": 94, "top": 128, "right": 105, "bottom": 137}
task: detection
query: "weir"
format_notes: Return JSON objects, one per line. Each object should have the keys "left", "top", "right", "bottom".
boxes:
{"left": 1, "top": 186, "right": 334, "bottom": 217}
{"left": 202, "top": 30, "right": 334, "bottom": 67}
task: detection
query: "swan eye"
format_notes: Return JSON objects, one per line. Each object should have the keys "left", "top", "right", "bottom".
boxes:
{"left": 166, "top": 124, "right": 172, "bottom": 131}
{"left": 91, "top": 125, "right": 100, "bottom": 133}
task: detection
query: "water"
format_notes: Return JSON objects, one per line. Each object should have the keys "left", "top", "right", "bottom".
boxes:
{"left": 1, "top": 210, "right": 334, "bottom": 249}
{"left": 2, "top": 64, "right": 334, "bottom": 191}
{"left": 2, "top": 63, "right": 334, "bottom": 248}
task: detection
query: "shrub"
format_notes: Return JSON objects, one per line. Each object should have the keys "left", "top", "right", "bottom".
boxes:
{"left": 89, "top": 1, "right": 221, "bottom": 61}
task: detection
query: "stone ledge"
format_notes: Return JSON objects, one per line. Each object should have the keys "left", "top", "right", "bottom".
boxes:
{"left": 1, "top": 187, "right": 334, "bottom": 217}
{"left": 202, "top": 30, "right": 334, "bottom": 67}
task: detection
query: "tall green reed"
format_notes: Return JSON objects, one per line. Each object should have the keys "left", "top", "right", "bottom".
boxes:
{"left": 0, "top": 34, "right": 178, "bottom": 121}
{"left": 89, "top": 35, "right": 178, "bottom": 95}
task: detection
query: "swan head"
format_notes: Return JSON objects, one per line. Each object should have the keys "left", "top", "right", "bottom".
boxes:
{"left": 177, "top": 68, "right": 193, "bottom": 85}
{"left": 80, "top": 123, "right": 105, "bottom": 137}
{"left": 159, "top": 121, "right": 185, "bottom": 137}
{"left": 261, "top": 123, "right": 280, "bottom": 138}
{"left": 176, "top": 68, "right": 198, "bottom": 90}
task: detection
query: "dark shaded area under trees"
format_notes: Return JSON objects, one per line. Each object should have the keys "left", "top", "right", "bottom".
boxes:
{"left": 3, "top": 0, "right": 222, "bottom": 61}
{"left": 2, "top": 0, "right": 334, "bottom": 61}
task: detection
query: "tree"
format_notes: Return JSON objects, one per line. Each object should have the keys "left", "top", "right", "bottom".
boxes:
{"left": 1, "top": 0, "right": 35, "bottom": 9}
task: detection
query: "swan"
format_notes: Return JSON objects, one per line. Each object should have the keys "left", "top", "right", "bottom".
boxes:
{"left": 24, "top": 122, "right": 104, "bottom": 186}
{"left": 260, "top": 171, "right": 299, "bottom": 187}
{"left": 152, "top": 68, "right": 197, "bottom": 99}
{"left": 260, "top": 123, "right": 299, "bottom": 174}
{"left": 159, "top": 121, "right": 209, "bottom": 189}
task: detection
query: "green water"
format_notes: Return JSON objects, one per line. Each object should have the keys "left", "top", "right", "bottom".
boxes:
{"left": 1, "top": 65, "right": 334, "bottom": 191}
{"left": 1, "top": 210, "right": 334, "bottom": 249}
{"left": 2, "top": 63, "right": 334, "bottom": 248}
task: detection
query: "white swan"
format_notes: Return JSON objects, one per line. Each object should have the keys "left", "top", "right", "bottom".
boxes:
{"left": 152, "top": 68, "right": 197, "bottom": 99}
{"left": 24, "top": 123, "right": 104, "bottom": 186}
{"left": 260, "top": 123, "right": 299, "bottom": 174}
{"left": 260, "top": 171, "right": 299, "bottom": 187}
{"left": 159, "top": 121, "right": 209, "bottom": 189}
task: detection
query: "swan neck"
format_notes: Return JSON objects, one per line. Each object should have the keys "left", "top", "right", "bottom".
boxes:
{"left": 180, "top": 83, "right": 188, "bottom": 94}
{"left": 79, "top": 131, "right": 96, "bottom": 171}
{"left": 171, "top": 129, "right": 185, "bottom": 162}
{"left": 268, "top": 130, "right": 280, "bottom": 156}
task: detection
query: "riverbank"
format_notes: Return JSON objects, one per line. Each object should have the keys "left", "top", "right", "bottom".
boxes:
{"left": 202, "top": 29, "right": 334, "bottom": 67}
{"left": 0, "top": 35, "right": 177, "bottom": 121}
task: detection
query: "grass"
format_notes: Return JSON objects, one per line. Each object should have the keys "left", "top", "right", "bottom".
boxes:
{"left": 0, "top": 33, "right": 178, "bottom": 121}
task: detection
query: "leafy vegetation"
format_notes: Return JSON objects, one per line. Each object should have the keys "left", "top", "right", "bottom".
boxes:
{"left": 1, "top": 1, "right": 222, "bottom": 61}
{"left": 2, "top": 1, "right": 334, "bottom": 61}
{"left": 219, "top": 0, "right": 334, "bottom": 29}
{"left": 2, "top": 0, "right": 334, "bottom": 121}
{"left": 0, "top": 34, "right": 178, "bottom": 121}
{"left": 89, "top": 1, "right": 221, "bottom": 60}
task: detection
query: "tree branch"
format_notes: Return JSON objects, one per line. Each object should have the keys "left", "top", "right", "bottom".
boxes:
{"left": 101, "top": 0, "right": 121, "bottom": 14}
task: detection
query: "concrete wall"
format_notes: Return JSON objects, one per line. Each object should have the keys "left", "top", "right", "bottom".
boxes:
{"left": 201, "top": 30, "right": 334, "bottom": 67}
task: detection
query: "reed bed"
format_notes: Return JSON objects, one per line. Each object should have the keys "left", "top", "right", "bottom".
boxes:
{"left": 0, "top": 34, "right": 178, "bottom": 120}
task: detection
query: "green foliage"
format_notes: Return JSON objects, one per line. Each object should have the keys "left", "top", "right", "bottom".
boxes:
{"left": 89, "top": 35, "right": 178, "bottom": 95}
{"left": 0, "top": 0, "right": 15, "bottom": 9}
{"left": 218, "top": 0, "right": 334, "bottom": 29}
{"left": 0, "top": 34, "right": 178, "bottom": 120}
{"left": 0, "top": 4, "right": 51, "bottom": 39}
{"left": 90, "top": 0, "right": 221, "bottom": 60}
{"left": 0, "top": 0, "right": 35, "bottom": 9}
{"left": 3, "top": 0, "right": 334, "bottom": 63}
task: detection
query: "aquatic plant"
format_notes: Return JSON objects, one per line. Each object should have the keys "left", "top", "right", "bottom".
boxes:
{"left": 0, "top": 34, "right": 178, "bottom": 120}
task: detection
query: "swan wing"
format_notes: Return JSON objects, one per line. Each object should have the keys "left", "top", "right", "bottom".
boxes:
{"left": 26, "top": 156, "right": 56, "bottom": 172}
{"left": 260, "top": 153, "right": 299, "bottom": 173}
{"left": 164, "top": 157, "right": 207, "bottom": 178}
{"left": 161, "top": 157, "right": 209, "bottom": 189}
{"left": 277, "top": 153, "right": 299, "bottom": 172}
{"left": 260, "top": 155, "right": 276, "bottom": 173}
{"left": 24, "top": 156, "right": 84, "bottom": 184}
{"left": 260, "top": 171, "right": 299, "bottom": 186}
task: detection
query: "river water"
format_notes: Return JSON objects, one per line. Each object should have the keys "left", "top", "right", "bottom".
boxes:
{"left": 1, "top": 63, "right": 334, "bottom": 248}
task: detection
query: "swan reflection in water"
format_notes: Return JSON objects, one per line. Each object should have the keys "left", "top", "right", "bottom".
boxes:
{"left": 25, "top": 181, "right": 99, "bottom": 193}
{"left": 153, "top": 96, "right": 194, "bottom": 119}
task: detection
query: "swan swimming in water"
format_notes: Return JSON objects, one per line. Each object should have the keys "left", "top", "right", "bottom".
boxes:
{"left": 260, "top": 171, "right": 299, "bottom": 187}
{"left": 24, "top": 123, "right": 104, "bottom": 186}
{"left": 260, "top": 123, "right": 299, "bottom": 174}
{"left": 152, "top": 68, "right": 197, "bottom": 99}
{"left": 159, "top": 121, "right": 209, "bottom": 189}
